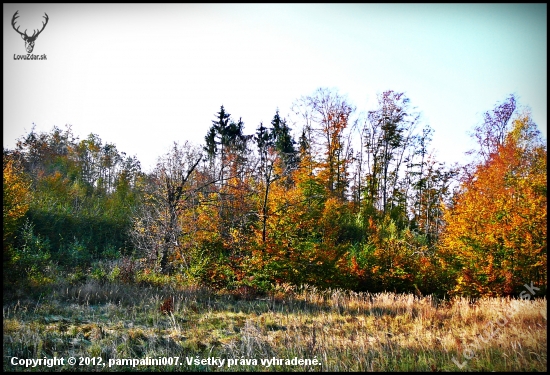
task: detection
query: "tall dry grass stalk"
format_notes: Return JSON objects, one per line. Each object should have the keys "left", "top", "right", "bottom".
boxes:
{"left": 3, "top": 282, "right": 547, "bottom": 371}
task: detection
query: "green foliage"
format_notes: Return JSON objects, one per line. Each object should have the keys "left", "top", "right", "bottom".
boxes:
{"left": 11, "top": 220, "right": 56, "bottom": 286}
{"left": 185, "top": 248, "right": 214, "bottom": 285}
{"left": 66, "top": 269, "right": 88, "bottom": 285}
{"left": 90, "top": 264, "right": 107, "bottom": 283}
{"left": 108, "top": 265, "right": 121, "bottom": 282}
{"left": 135, "top": 269, "right": 175, "bottom": 287}
{"left": 59, "top": 237, "right": 92, "bottom": 267}
{"left": 341, "top": 216, "right": 449, "bottom": 296}
{"left": 103, "top": 244, "right": 121, "bottom": 260}
{"left": 10, "top": 125, "right": 141, "bottom": 276}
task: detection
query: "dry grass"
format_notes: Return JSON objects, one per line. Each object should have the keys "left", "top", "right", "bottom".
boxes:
{"left": 3, "top": 281, "right": 547, "bottom": 371}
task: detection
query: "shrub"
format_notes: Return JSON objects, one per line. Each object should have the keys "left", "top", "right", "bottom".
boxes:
{"left": 11, "top": 220, "right": 55, "bottom": 286}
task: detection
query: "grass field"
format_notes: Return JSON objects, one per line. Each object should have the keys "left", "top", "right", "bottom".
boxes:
{"left": 3, "top": 281, "right": 547, "bottom": 372}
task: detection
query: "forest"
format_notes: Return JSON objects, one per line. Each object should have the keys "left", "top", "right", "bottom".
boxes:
{"left": 3, "top": 88, "right": 547, "bottom": 299}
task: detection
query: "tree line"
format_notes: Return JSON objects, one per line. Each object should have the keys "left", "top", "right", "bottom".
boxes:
{"left": 3, "top": 89, "right": 546, "bottom": 297}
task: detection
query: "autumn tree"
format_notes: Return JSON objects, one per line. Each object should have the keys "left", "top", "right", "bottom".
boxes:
{"left": 408, "top": 153, "right": 457, "bottom": 246}
{"left": 361, "top": 90, "right": 420, "bottom": 218}
{"left": 14, "top": 124, "right": 77, "bottom": 182}
{"left": 342, "top": 91, "right": 459, "bottom": 295}
{"left": 397, "top": 124, "right": 459, "bottom": 245}
{"left": 440, "top": 110, "right": 547, "bottom": 297}
{"left": 203, "top": 106, "right": 254, "bottom": 237}
{"left": 9, "top": 125, "right": 143, "bottom": 269}
{"left": 469, "top": 94, "right": 517, "bottom": 162}
{"left": 254, "top": 121, "right": 275, "bottom": 245}
{"left": 254, "top": 110, "right": 298, "bottom": 244}
{"left": 292, "top": 88, "right": 355, "bottom": 200}
{"left": 3, "top": 152, "right": 32, "bottom": 254}
{"left": 130, "top": 141, "right": 202, "bottom": 273}
{"left": 248, "top": 164, "right": 351, "bottom": 288}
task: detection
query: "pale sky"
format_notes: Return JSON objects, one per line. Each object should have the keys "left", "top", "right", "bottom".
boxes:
{"left": 4, "top": 3, "right": 547, "bottom": 172}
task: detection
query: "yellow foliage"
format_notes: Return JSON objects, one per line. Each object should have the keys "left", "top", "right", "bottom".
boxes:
{"left": 3, "top": 159, "right": 32, "bottom": 246}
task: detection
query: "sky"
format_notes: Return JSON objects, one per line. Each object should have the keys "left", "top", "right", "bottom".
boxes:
{"left": 3, "top": 3, "right": 547, "bottom": 173}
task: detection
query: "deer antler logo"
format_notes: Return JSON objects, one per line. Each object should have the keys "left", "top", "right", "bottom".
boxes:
{"left": 12, "top": 10, "right": 49, "bottom": 54}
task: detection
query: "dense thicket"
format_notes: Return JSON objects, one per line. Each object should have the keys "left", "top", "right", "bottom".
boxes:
{"left": 4, "top": 126, "right": 142, "bottom": 286}
{"left": 3, "top": 91, "right": 546, "bottom": 297}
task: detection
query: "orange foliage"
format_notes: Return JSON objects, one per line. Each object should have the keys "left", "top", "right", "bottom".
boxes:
{"left": 440, "top": 113, "right": 546, "bottom": 296}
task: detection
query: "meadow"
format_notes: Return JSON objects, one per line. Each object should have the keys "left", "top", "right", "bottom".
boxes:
{"left": 3, "top": 281, "right": 547, "bottom": 372}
